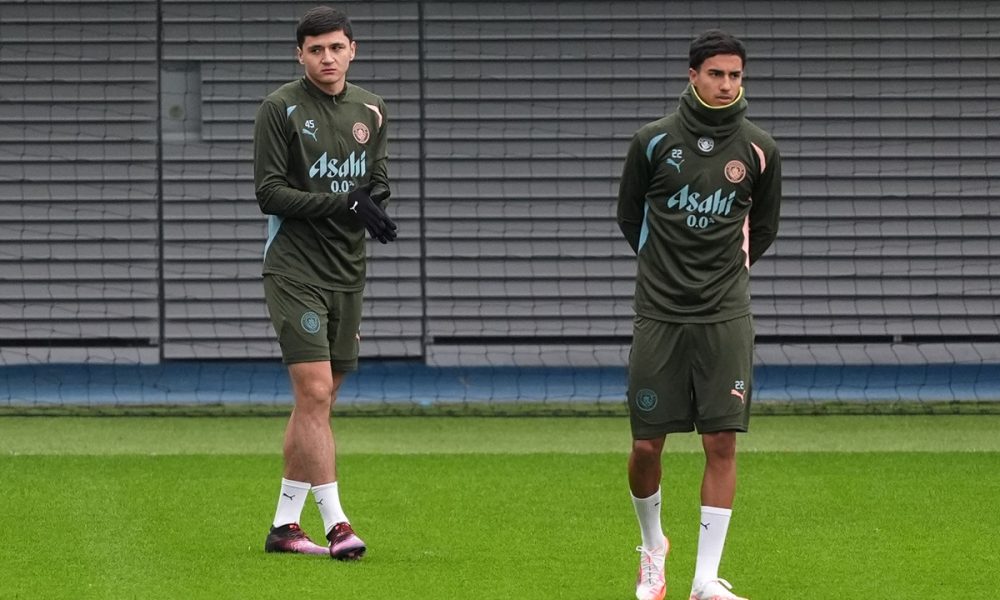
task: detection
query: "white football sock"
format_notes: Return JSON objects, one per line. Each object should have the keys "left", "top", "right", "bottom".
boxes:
{"left": 631, "top": 487, "right": 666, "bottom": 552}
{"left": 312, "top": 481, "right": 349, "bottom": 535}
{"left": 693, "top": 505, "right": 733, "bottom": 586}
{"left": 272, "top": 478, "right": 311, "bottom": 528}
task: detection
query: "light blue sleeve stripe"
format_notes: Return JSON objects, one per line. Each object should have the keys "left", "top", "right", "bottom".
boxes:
{"left": 286, "top": 104, "right": 297, "bottom": 117}
{"left": 263, "top": 215, "right": 284, "bottom": 259}
{"left": 645, "top": 133, "right": 667, "bottom": 163}
{"left": 637, "top": 201, "right": 651, "bottom": 252}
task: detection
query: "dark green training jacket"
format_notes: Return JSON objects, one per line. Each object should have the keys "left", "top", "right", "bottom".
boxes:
{"left": 254, "top": 76, "right": 390, "bottom": 290}
{"left": 618, "top": 84, "right": 781, "bottom": 323}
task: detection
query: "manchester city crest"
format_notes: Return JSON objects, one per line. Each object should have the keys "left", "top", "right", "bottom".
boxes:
{"left": 636, "top": 389, "right": 658, "bottom": 411}
{"left": 697, "top": 136, "right": 715, "bottom": 152}
{"left": 300, "top": 311, "right": 321, "bottom": 334}
{"left": 725, "top": 160, "right": 747, "bottom": 183}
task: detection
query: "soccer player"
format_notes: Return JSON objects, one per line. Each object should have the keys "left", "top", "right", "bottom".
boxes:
{"left": 617, "top": 30, "right": 781, "bottom": 600}
{"left": 253, "top": 6, "right": 397, "bottom": 561}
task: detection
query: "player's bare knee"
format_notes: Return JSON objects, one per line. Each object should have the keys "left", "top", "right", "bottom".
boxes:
{"left": 294, "top": 380, "right": 335, "bottom": 410}
{"left": 631, "top": 438, "right": 664, "bottom": 464}
{"left": 702, "top": 431, "right": 736, "bottom": 463}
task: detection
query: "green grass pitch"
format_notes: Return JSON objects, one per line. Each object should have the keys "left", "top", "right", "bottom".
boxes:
{"left": 2, "top": 415, "right": 999, "bottom": 599}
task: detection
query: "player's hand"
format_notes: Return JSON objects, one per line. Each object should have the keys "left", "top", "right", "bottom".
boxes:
{"left": 347, "top": 184, "right": 397, "bottom": 244}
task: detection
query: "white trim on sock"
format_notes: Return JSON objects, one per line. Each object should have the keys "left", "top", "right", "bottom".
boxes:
{"left": 693, "top": 505, "right": 733, "bottom": 587}
{"left": 312, "top": 481, "right": 349, "bottom": 535}
{"left": 631, "top": 487, "right": 666, "bottom": 552}
{"left": 272, "top": 478, "right": 311, "bottom": 528}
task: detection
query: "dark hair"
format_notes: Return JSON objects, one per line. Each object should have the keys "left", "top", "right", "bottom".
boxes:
{"left": 689, "top": 29, "right": 746, "bottom": 71}
{"left": 296, "top": 6, "right": 353, "bottom": 48}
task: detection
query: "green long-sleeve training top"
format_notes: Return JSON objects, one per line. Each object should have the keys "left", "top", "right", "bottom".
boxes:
{"left": 254, "top": 76, "right": 390, "bottom": 290}
{"left": 617, "top": 84, "right": 782, "bottom": 323}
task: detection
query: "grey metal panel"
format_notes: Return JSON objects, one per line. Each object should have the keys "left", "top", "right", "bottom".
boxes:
{"left": 1, "top": 0, "right": 997, "bottom": 367}
{"left": 0, "top": 0, "right": 159, "bottom": 351}
{"left": 757, "top": 317, "right": 1000, "bottom": 337}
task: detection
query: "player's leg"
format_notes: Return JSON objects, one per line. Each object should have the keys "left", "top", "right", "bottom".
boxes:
{"left": 284, "top": 361, "right": 364, "bottom": 559}
{"left": 689, "top": 432, "right": 742, "bottom": 599}
{"left": 700, "top": 432, "right": 736, "bottom": 508}
{"left": 313, "top": 289, "right": 366, "bottom": 560}
{"left": 268, "top": 361, "right": 341, "bottom": 554}
{"left": 261, "top": 274, "right": 334, "bottom": 555}
{"left": 629, "top": 435, "right": 670, "bottom": 600}
{"left": 629, "top": 434, "right": 666, "bottom": 552}
{"left": 627, "top": 317, "right": 694, "bottom": 600}
{"left": 285, "top": 361, "right": 341, "bottom": 485}
{"left": 689, "top": 316, "right": 753, "bottom": 600}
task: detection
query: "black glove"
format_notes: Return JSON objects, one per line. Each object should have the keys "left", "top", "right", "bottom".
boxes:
{"left": 347, "top": 184, "right": 397, "bottom": 244}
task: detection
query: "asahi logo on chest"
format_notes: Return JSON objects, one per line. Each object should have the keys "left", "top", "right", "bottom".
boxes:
{"left": 666, "top": 184, "right": 736, "bottom": 231}
{"left": 309, "top": 150, "right": 367, "bottom": 193}
{"left": 666, "top": 184, "right": 735, "bottom": 216}
{"left": 309, "top": 151, "right": 366, "bottom": 178}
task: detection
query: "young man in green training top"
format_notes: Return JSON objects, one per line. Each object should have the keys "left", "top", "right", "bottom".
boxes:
{"left": 617, "top": 30, "right": 781, "bottom": 600}
{"left": 253, "top": 6, "right": 397, "bottom": 561}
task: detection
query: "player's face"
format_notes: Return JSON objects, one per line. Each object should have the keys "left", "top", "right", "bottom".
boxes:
{"left": 689, "top": 54, "right": 744, "bottom": 107}
{"left": 298, "top": 30, "right": 356, "bottom": 95}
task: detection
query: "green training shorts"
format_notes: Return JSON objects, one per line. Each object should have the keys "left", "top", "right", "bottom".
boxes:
{"left": 262, "top": 273, "right": 363, "bottom": 371}
{"left": 627, "top": 314, "right": 754, "bottom": 439}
